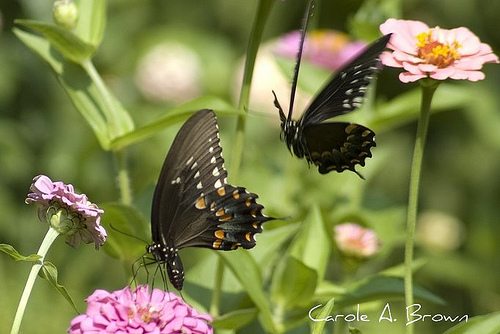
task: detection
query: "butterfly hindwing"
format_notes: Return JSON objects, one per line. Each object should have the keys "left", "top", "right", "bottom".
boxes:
{"left": 302, "top": 122, "right": 376, "bottom": 175}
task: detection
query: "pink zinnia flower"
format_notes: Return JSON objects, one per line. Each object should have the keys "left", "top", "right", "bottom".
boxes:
{"left": 68, "top": 285, "right": 213, "bottom": 334}
{"left": 334, "top": 223, "right": 380, "bottom": 258}
{"left": 380, "top": 18, "right": 499, "bottom": 83}
{"left": 274, "top": 30, "right": 367, "bottom": 71}
{"left": 26, "top": 175, "right": 106, "bottom": 249}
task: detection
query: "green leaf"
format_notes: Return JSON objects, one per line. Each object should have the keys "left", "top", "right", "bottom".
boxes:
{"left": 15, "top": 19, "right": 95, "bottom": 63}
{"left": 219, "top": 250, "right": 277, "bottom": 333}
{"left": 251, "top": 222, "right": 300, "bottom": 266}
{"left": 289, "top": 205, "right": 331, "bottom": 283}
{"left": 334, "top": 275, "right": 445, "bottom": 307}
{"left": 310, "top": 298, "right": 335, "bottom": 334}
{"left": 109, "top": 96, "right": 237, "bottom": 150}
{"left": 100, "top": 203, "right": 148, "bottom": 262}
{"left": 370, "top": 84, "right": 474, "bottom": 134}
{"left": 212, "top": 308, "right": 258, "bottom": 330}
{"left": 75, "top": 0, "right": 106, "bottom": 47}
{"left": 0, "top": 244, "right": 41, "bottom": 262}
{"left": 443, "top": 312, "right": 500, "bottom": 334}
{"left": 39, "top": 261, "right": 79, "bottom": 313}
{"left": 14, "top": 28, "right": 135, "bottom": 149}
{"left": 271, "top": 256, "right": 317, "bottom": 309}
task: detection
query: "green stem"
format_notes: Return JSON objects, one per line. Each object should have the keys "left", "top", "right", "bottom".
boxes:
{"left": 209, "top": 257, "right": 224, "bottom": 316}
{"left": 10, "top": 227, "right": 60, "bottom": 334}
{"left": 405, "top": 79, "right": 438, "bottom": 334}
{"left": 82, "top": 59, "right": 116, "bottom": 126}
{"left": 211, "top": 0, "right": 275, "bottom": 317}
{"left": 230, "top": 0, "right": 275, "bottom": 181}
{"left": 114, "top": 149, "right": 132, "bottom": 205}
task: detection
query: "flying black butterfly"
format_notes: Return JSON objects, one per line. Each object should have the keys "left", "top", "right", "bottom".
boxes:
{"left": 147, "top": 109, "right": 273, "bottom": 290}
{"left": 273, "top": 2, "right": 391, "bottom": 177}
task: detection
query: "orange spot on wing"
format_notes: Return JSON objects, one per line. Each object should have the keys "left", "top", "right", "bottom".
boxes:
{"left": 195, "top": 196, "right": 206, "bottom": 209}
{"left": 214, "top": 230, "right": 225, "bottom": 239}
{"left": 217, "top": 187, "right": 226, "bottom": 196}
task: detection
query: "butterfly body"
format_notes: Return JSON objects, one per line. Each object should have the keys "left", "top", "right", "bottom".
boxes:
{"left": 274, "top": 13, "right": 392, "bottom": 176}
{"left": 148, "top": 109, "right": 273, "bottom": 290}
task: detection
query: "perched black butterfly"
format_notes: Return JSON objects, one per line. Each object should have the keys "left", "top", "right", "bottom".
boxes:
{"left": 273, "top": 3, "right": 391, "bottom": 177}
{"left": 147, "top": 109, "right": 273, "bottom": 290}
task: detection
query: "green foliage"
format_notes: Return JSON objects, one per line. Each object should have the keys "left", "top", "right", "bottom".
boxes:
{"left": 443, "top": 312, "right": 500, "bottom": 334}
{"left": 2, "top": 0, "right": 499, "bottom": 333}
{"left": 38, "top": 261, "right": 79, "bottom": 314}
{"left": 0, "top": 244, "right": 41, "bottom": 263}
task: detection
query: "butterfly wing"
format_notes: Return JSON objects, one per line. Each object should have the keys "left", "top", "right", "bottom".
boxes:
{"left": 151, "top": 109, "right": 272, "bottom": 252}
{"left": 301, "top": 122, "right": 375, "bottom": 175}
{"left": 300, "top": 34, "right": 392, "bottom": 127}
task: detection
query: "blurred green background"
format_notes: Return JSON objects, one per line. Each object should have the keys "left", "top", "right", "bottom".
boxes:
{"left": 0, "top": 0, "right": 499, "bottom": 333}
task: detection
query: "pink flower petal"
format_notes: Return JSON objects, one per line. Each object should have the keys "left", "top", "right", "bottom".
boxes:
{"left": 380, "top": 19, "right": 428, "bottom": 55}
{"left": 379, "top": 18, "right": 499, "bottom": 83}
{"left": 68, "top": 285, "right": 213, "bottom": 334}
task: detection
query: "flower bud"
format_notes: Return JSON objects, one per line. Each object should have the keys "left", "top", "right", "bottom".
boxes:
{"left": 53, "top": 0, "right": 78, "bottom": 30}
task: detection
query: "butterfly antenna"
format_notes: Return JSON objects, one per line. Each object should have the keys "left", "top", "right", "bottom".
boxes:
{"left": 109, "top": 224, "right": 149, "bottom": 245}
{"left": 288, "top": 0, "right": 315, "bottom": 121}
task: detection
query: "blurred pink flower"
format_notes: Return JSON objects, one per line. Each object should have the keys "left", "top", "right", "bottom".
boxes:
{"left": 26, "top": 175, "right": 106, "bottom": 249}
{"left": 334, "top": 223, "right": 380, "bottom": 258}
{"left": 68, "top": 285, "right": 213, "bottom": 334}
{"left": 135, "top": 42, "right": 202, "bottom": 103}
{"left": 380, "top": 19, "right": 499, "bottom": 83}
{"left": 274, "top": 30, "right": 367, "bottom": 71}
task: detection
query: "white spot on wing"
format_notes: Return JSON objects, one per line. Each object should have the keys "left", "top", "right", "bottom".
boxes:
{"left": 191, "top": 162, "right": 198, "bottom": 170}
{"left": 194, "top": 171, "right": 200, "bottom": 178}
{"left": 197, "top": 182, "right": 203, "bottom": 189}
{"left": 353, "top": 97, "right": 364, "bottom": 104}
{"left": 171, "top": 177, "right": 181, "bottom": 184}
{"left": 209, "top": 147, "right": 214, "bottom": 153}
{"left": 214, "top": 179, "right": 222, "bottom": 188}
{"left": 186, "top": 156, "right": 194, "bottom": 165}
{"left": 210, "top": 156, "right": 216, "bottom": 164}
{"left": 212, "top": 167, "right": 220, "bottom": 176}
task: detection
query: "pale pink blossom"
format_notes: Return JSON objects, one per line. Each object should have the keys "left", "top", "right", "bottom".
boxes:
{"left": 26, "top": 175, "right": 106, "bottom": 249}
{"left": 334, "top": 223, "right": 380, "bottom": 258}
{"left": 379, "top": 19, "right": 499, "bottom": 83}
{"left": 274, "top": 30, "right": 367, "bottom": 71}
{"left": 68, "top": 285, "right": 213, "bottom": 334}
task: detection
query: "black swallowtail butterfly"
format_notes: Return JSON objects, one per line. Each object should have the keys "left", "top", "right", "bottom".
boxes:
{"left": 273, "top": 2, "right": 391, "bottom": 177}
{"left": 147, "top": 109, "right": 273, "bottom": 290}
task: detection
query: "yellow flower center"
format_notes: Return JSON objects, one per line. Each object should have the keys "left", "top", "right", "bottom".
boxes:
{"left": 416, "top": 30, "right": 461, "bottom": 68}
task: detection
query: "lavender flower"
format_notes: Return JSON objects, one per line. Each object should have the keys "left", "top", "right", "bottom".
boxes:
{"left": 68, "top": 285, "right": 213, "bottom": 334}
{"left": 25, "top": 175, "right": 106, "bottom": 249}
{"left": 274, "top": 29, "right": 367, "bottom": 71}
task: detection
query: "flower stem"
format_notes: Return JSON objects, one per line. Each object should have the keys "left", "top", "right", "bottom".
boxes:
{"left": 210, "top": 0, "right": 275, "bottom": 317}
{"left": 405, "top": 79, "right": 438, "bottom": 334}
{"left": 230, "top": 0, "right": 275, "bottom": 181}
{"left": 10, "top": 227, "right": 60, "bottom": 334}
{"left": 114, "top": 149, "right": 132, "bottom": 205}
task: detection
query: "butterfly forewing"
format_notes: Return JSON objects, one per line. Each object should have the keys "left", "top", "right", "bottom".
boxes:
{"left": 300, "top": 33, "right": 392, "bottom": 126}
{"left": 151, "top": 109, "right": 224, "bottom": 246}
{"left": 149, "top": 109, "right": 273, "bottom": 289}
